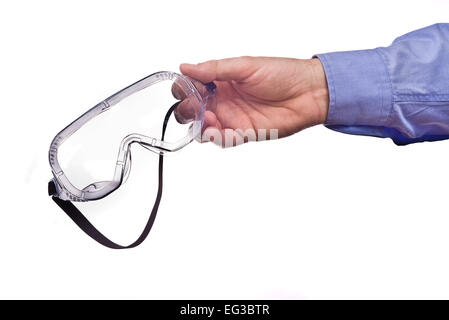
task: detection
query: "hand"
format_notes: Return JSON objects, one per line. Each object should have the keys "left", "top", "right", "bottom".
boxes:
{"left": 177, "top": 56, "right": 329, "bottom": 147}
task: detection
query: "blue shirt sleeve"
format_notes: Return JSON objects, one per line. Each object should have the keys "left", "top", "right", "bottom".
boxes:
{"left": 315, "top": 23, "right": 449, "bottom": 145}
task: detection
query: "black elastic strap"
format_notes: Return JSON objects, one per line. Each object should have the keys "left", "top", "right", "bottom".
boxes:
{"left": 49, "top": 101, "right": 181, "bottom": 249}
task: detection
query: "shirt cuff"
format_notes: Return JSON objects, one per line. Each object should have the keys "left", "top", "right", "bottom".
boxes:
{"left": 314, "top": 49, "right": 392, "bottom": 127}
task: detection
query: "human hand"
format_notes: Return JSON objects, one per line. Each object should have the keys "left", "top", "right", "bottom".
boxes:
{"left": 176, "top": 56, "right": 329, "bottom": 147}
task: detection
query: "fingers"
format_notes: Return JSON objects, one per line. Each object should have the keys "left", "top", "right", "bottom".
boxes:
{"left": 175, "top": 104, "right": 219, "bottom": 134}
{"left": 203, "top": 110, "right": 218, "bottom": 130}
{"left": 171, "top": 83, "right": 187, "bottom": 100}
{"left": 173, "top": 97, "right": 200, "bottom": 123}
{"left": 171, "top": 81, "right": 215, "bottom": 124}
{"left": 180, "top": 57, "right": 254, "bottom": 83}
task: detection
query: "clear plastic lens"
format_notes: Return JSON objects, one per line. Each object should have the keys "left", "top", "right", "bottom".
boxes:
{"left": 57, "top": 75, "right": 203, "bottom": 190}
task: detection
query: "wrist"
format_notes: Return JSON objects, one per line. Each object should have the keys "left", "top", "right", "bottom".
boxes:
{"left": 309, "top": 58, "right": 329, "bottom": 125}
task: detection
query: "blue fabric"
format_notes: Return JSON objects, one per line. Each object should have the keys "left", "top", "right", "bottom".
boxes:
{"left": 315, "top": 23, "right": 449, "bottom": 145}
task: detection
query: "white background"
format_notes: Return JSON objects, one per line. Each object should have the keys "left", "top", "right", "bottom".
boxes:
{"left": 1, "top": 0, "right": 449, "bottom": 299}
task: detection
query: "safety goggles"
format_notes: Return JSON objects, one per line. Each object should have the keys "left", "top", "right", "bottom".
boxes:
{"left": 48, "top": 71, "right": 216, "bottom": 248}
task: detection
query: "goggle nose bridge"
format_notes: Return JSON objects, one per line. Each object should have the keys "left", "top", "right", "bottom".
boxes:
{"left": 117, "top": 133, "right": 174, "bottom": 161}
{"left": 115, "top": 133, "right": 169, "bottom": 185}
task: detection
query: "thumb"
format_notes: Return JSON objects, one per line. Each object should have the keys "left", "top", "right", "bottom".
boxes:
{"left": 180, "top": 57, "right": 254, "bottom": 83}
